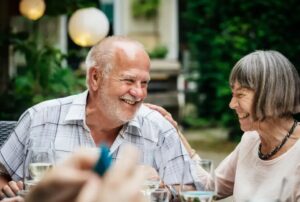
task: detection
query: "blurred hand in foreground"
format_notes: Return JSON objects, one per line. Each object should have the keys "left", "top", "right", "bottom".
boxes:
{"left": 138, "top": 165, "right": 159, "bottom": 181}
{"left": 26, "top": 145, "right": 147, "bottom": 202}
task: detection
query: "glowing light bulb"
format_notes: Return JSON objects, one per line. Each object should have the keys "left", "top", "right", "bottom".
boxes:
{"left": 19, "top": 0, "right": 46, "bottom": 21}
{"left": 68, "top": 7, "right": 109, "bottom": 47}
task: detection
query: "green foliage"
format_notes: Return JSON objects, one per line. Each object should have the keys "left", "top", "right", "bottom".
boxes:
{"left": 0, "top": 0, "right": 98, "bottom": 120}
{"left": 181, "top": 0, "right": 300, "bottom": 136}
{"left": 0, "top": 34, "right": 86, "bottom": 120}
{"left": 149, "top": 45, "right": 168, "bottom": 59}
{"left": 45, "top": 0, "right": 99, "bottom": 16}
{"left": 131, "top": 0, "right": 160, "bottom": 19}
{"left": 182, "top": 117, "right": 212, "bottom": 129}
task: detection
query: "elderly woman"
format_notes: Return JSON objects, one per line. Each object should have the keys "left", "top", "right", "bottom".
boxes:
{"left": 147, "top": 50, "right": 300, "bottom": 201}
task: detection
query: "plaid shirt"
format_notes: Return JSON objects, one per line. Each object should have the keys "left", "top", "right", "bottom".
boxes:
{"left": 0, "top": 91, "right": 201, "bottom": 187}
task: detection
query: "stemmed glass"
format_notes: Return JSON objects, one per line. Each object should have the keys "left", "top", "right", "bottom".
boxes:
{"left": 140, "top": 147, "right": 161, "bottom": 201}
{"left": 23, "top": 140, "right": 55, "bottom": 191}
{"left": 150, "top": 188, "right": 170, "bottom": 202}
{"left": 180, "top": 159, "right": 215, "bottom": 202}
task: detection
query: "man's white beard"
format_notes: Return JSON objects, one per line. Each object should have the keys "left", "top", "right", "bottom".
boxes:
{"left": 98, "top": 88, "right": 141, "bottom": 124}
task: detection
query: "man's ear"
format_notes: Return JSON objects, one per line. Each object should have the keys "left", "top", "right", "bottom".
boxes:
{"left": 88, "top": 67, "right": 102, "bottom": 91}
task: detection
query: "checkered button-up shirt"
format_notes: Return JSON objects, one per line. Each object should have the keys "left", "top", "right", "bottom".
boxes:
{"left": 0, "top": 91, "right": 201, "bottom": 188}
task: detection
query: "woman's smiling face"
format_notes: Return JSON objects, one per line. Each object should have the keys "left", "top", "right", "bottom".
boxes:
{"left": 229, "top": 82, "right": 256, "bottom": 132}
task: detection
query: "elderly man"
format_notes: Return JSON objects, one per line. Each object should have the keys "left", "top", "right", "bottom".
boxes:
{"left": 0, "top": 36, "right": 199, "bottom": 198}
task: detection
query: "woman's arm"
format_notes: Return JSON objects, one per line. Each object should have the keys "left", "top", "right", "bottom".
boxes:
{"left": 214, "top": 145, "right": 240, "bottom": 199}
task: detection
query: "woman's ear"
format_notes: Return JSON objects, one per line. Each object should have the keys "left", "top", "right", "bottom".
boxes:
{"left": 88, "top": 67, "right": 102, "bottom": 91}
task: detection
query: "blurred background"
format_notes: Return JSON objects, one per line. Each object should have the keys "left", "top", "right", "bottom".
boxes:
{"left": 1, "top": 2, "right": 300, "bottom": 197}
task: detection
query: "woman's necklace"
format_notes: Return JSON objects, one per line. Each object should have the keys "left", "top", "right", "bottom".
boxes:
{"left": 258, "top": 119, "right": 298, "bottom": 160}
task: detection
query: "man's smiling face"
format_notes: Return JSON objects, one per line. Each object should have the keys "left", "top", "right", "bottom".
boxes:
{"left": 96, "top": 42, "right": 150, "bottom": 124}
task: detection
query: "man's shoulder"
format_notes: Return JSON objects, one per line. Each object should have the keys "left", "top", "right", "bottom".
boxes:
{"left": 136, "top": 105, "right": 175, "bottom": 131}
{"left": 137, "top": 105, "right": 167, "bottom": 122}
{"left": 131, "top": 105, "right": 179, "bottom": 142}
{"left": 29, "top": 92, "right": 82, "bottom": 113}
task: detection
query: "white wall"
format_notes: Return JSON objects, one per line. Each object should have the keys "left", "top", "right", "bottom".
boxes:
{"left": 114, "top": 0, "right": 178, "bottom": 60}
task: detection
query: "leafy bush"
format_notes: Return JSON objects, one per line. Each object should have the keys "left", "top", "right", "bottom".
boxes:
{"left": 149, "top": 45, "right": 168, "bottom": 59}
{"left": 0, "top": 0, "right": 101, "bottom": 120}
{"left": 0, "top": 35, "right": 86, "bottom": 120}
{"left": 181, "top": 0, "right": 300, "bottom": 139}
{"left": 131, "top": 0, "right": 160, "bottom": 19}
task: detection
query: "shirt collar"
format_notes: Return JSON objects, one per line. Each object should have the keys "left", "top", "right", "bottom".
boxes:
{"left": 64, "top": 90, "right": 88, "bottom": 122}
{"left": 120, "top": 116, "right": 142, "bottom": 137}
{"left": 64, "top": 96, "right": 156, "bottom": 142}
{"left": 120, "top": 105, "right": 158, "bottom": 143}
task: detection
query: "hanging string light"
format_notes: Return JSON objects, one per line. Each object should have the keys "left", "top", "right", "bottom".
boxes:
{"left": 19, "top": 0, "right": 46, "bottom": 21}
{"left": 68, "top": 7, "right": 109, "bottom": 47}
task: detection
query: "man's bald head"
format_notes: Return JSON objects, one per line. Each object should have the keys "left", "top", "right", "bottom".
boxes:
{"left": 85, "top": 36, "right": 149, "bottom": 84}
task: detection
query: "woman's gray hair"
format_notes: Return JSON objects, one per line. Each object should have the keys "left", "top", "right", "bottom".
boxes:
{"left": 85, "top": 36, "right": 146, "bottom": 86}
{"left": 229, "top": 50, "right": 300, "bottom": 121}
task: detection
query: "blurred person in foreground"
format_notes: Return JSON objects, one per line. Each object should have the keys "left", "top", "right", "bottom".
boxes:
{"left": 0, "top": 36, "right": 200, "bottom": 199}
{"left": 1, "top": 145, "right": 147, "bottom": 202}
{"left": 147, "top": 50, "right": 300, "bottom": 201}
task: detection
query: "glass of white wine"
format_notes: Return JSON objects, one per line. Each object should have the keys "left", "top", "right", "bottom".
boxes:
{"left": 150, "top": 188, "right": 170, "bottom": 202}
{"left": 140, "top": 147, "right": 161, "bottom": 201}
{"left": 180, "top": 159, "right": 215, "bottom": 202}
{"left": 23, "top": 140, "right": 55, "bottom": 191}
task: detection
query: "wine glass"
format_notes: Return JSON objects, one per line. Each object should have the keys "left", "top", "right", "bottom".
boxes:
{"left": 23, "top": 140, "right": 55, "bottom": 191}
{"left": 140, "top": 147, "right": 161, "bottom": 201}
{"left": 150, "top": 188, "right": 170, "bottom": 202}
{"left": 180, "top": 159, "right": 215, "bottom": 202}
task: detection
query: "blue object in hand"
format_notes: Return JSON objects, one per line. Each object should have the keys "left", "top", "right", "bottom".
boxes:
{"left": 93, "top": 144, "right": 112, "bottom": 176}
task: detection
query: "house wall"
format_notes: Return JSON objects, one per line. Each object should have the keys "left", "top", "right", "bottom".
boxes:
{"left": 114, "top": 0, "right": 178, "bottom": 60}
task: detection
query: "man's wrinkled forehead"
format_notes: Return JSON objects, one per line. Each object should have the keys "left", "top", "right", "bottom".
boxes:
{"left": 113, "top": 41, "right": 142, "bottom": 60}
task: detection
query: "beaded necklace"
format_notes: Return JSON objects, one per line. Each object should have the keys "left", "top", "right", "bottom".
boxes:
{"left": 258, "top": 119, "right": 298, "bottom": 160}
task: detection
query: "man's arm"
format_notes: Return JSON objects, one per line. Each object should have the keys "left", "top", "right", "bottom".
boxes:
{"left": 0, "top": 163, "right": 23, "bottom": 199}
{"left": 0, "top": 169, "right": 11, "bottom": 199}
{"left": 0, "top": 111, "right": 32, "bottom": 198}
{"left": 0, "top": 163, "right": 11, "bottom": 187}
{"left": 0, "top": 110, "right": 32, "bottom": 180}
